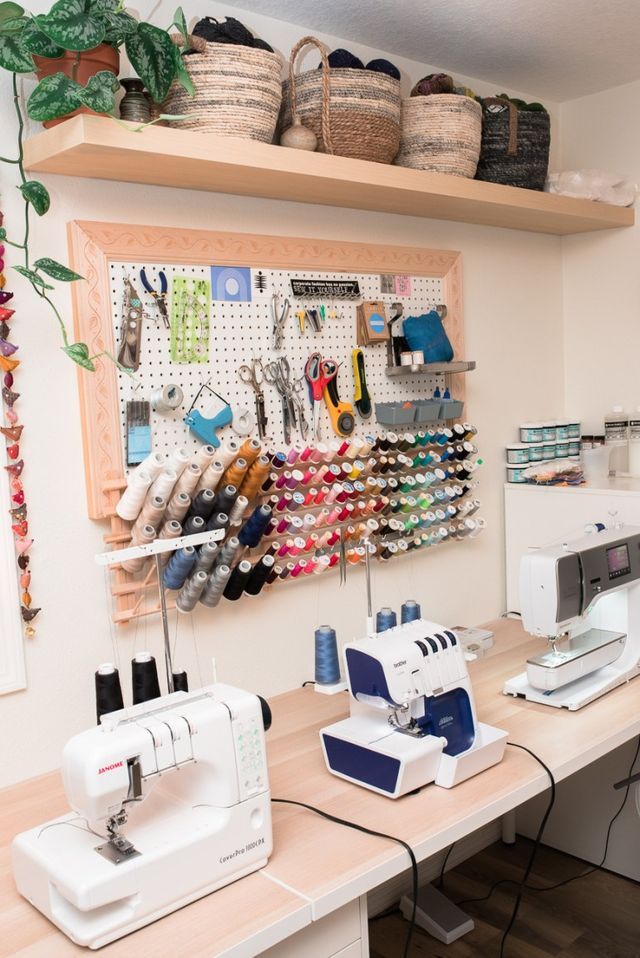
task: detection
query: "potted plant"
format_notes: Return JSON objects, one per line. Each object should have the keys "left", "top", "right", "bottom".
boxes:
{"left": 0, "top": 0, "right": 193, "bottom": 369}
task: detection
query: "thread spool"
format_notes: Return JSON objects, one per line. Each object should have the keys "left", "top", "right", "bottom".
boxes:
{"left": 151, "top": 383, "right": 184, "bottom": 415}
{"left": 116, "top": 468, "right": 153, "bottom": 521}
{"left": 241, "top": 455, "right": 271, "bottom": 499}
{"left": 224, "top": 560, "right": 253, "bottom": 601}
{"left": 214, "top": 484, "right": 238, "bottom": 515}
{"left": 376, "top": 607, "right": 397, "bottom": 632}
{"left": 314, "top": 625, "right": 341, "bottom": 685}
{"left": 194, "top": 539, "right": 219, "bottom": 575}
{"left": 128, "top": 452, "right": 164, "bottom": 484}
{"left": 122, "top": 523, "right": 156, "bottom": 573}
{"left": 149, "top": 468, "right": 178, "bottom": 503}
{"left": 218, "top": 438, "right": 240, "bottom": 469}
{"left": 176, "top": 569, "right": 209, "bottom": 612}
{"left": 238, "top": 438, "right": 262, "bottom": 465}
{"left": 172, "top": 669, "right": 189, "bottom": 692}
{"left": 267, "top": 563, "right": 281, "bottom": 584}
{"left": 237, "top": 503, "right": 274, "bottom": 549}
{"left": 95, "top": 663, "right": 124, "bottom": 723}
{"left": 229, "top": 495, "right": 249, "bottom": 526}
{"left": 193, "top": 444, "right": 217, "bottom": 471}
{"left": 175, "top": 462, "right": 202, "bottom": 498}
{"left": 158, "top": 519, "right": 182, "bottom": 566}
{"left": 245, "top": 554, "right": 275, "bottom": 596}
{"left": 132, "top": 494, "right": 164, "bottom": 542}
{"left": 206, "top": 511, "right": 230, "bottom": 533}
{"left": 188, "top": 488, "right": 216, "bottom": 521}
{"left": 165, "top": 491, "right": 191, "bottom": 524}
{"left": 200, "top": 563, "right": 231, "bottom": 607}
{"left": 132, "top": 652, "right": 161, "bottom": 704}
{"left": 195, "top": 460, "right": 223, "bottom": 494}
{"left": 216, "top": 535, "right": 241, "bottom": 569}
{"left": 163, "top": 544, "right": 197, "bottom": 590}
{"left": 401, "top": 599, "right": 421, "bottom": 623}
{"left": 224, "top": 457, "right": 249, "bottom": 489}
{"left": 167, "top": 448, "right": 190, "bottom": 478}
{"left": 183, "top": 514, "right": 206, "bottom": 536}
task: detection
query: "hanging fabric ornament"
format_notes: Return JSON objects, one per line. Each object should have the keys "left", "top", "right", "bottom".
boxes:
{"left": 7, "top": 444, "right": 19, "bottom": 459}
{"left": 4, "top": 372, "right": 13, "bottom": 388}
{"left": 5, "top": 459, "right": 23, "bottom": 476}
{"left": 22, "top": 590, "right": 31, "bottom": 606}
{"left": 17, "top": 554, "right": 29, "bottom": 569}
{"left": 15, "top": 537, "right": 32, "bottom": 554}
{"left": 21, "top": 607, "right": 40, "bottom": 622}
{"left": 12, "top": 490, "right": 24, "bottom": 504}
{"left": 20, "top": 571, "right": 30, "bottom": 588}
{"left": 0, "top": 355, "right": 20, "bottom": 373}
{"left": 0, "top": 307, "right": 15, "bottom": 323}
{"left": 10, "top": 478, "right": 22, "bottom": 492}
{"left": 11, "top": 504, "right": 27, "bottom": 521}
{"left": 0, "top": 291, "right": 14, "bottom": 304}
{"left": 0, "top": 324, "right": 10, "bottom": 341}
{"left": 0, "top": 339, "right": 18, "bottom": 356}
{"left": 5, "top": 408, "right": 17, "bottom": 423}
{"left": 12, "top": 521, "right": 27, "bottom": 536}
{"left": 0, "top": 425, "right": 22, "bottom": 441}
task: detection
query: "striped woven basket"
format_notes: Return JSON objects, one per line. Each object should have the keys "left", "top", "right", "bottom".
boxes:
{"left": 475, "top": 97, "right": 550, "bottom": 190}
{"left": 162, "top": 35, "right": 283, "bottom": 141}
{"left": 395, "top": 94, "right": 482, "bottom": 177}
{"left": 280, "top": 36, "right": 401, "bottom": 164}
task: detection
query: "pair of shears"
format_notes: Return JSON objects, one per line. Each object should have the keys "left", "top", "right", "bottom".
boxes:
{"left": 304, "top": 351, "right": 338, "bottom": 439}
{"left": 238, "top": 357, "right": 268, "bottom": 439}
{"left": 140, "top": 268, "right": 169, "bottom": 328}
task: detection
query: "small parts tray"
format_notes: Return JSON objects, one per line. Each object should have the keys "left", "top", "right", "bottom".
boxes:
{"left": 375, "top": 400, "right": 464, "bottom": 425}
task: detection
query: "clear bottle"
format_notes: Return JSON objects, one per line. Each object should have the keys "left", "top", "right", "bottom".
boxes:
{"left": 604, "top": 405, "right": 629, "bottom": 474}
{"left": 629, "top": 408, "right": 640, "bottom": 478}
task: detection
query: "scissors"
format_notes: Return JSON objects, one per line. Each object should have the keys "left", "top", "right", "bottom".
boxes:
{"left": 264, "top": 357, "right": 308, "bottom": 444}
{"left": 304, "top": 351, "right": 338, "bottom": 439}
{"left": 238, "top": 357, "right": 268, "bottom": 439}
{"left": 139, "top": 268, "right": 169, "bottom": 328}
{"left": 271, "top": 293, "right": 291, "bottom": 351}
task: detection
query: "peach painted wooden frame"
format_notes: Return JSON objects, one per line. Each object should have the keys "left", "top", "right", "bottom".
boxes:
{"left": 68, "top": 220, "right": 465, "bottom": 521}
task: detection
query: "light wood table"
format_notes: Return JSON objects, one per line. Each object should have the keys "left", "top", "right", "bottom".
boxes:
{"left": 2, "top": 619, "right": 639, "bottom": 957}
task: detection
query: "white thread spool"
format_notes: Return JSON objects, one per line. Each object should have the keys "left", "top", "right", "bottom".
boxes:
{"left": 127, "top": 452, "right": 164, "bottom": 485}
{"left": 149, "top": 468, "right": 178, "bottom": 502}
{"left": 116, "top": 468, "right": 153, "bottom": 521}
{"left": 218, "top": 439, "right": 240, "bottom": 469}
{"left": 197, "top": 460, "right": 224, "bottom": 494}
{"left": 134, "top": 494, "right": 166, "bottom": 535}
{"left": 158, "top": 519, "right": 182, "bottom": 567}
{"left": 229, "top": 495, "right": 249, "bottom": 526}
{"left": 193, "top": 444, "right": 217, "bottom": 470}
{"left": 165, "top": 491, "right": 191, "bottom": 523}
{"left": 166, "top": 448, "right": 189, "bottom": 479}
{"left": 151, "top": 384, "right": 184, "bottom": 415}
{"left": 175, "top": 462, "right": 202, "bottom": 498}
{"left": 123, "top": 523, "right": 156, "bottom": 573}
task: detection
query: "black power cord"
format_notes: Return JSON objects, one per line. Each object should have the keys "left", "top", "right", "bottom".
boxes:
{"left": 272, "top": 797, "right": 418, "bottom": 958}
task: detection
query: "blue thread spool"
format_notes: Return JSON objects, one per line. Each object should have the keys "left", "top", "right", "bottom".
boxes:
{"left": 163, "top": 545, "right": 197, "bottom": 590}
{"left": 238, "top": 504, "right": 273, "bottom": 547}
{"left": 315, "top": 625, "right": 340, "bottom": 685}
{"left": 376, "top": 607, "right": 397, "bottom": 632}
{"left": 401, "top": 599, "right": 421, "bottom": 624}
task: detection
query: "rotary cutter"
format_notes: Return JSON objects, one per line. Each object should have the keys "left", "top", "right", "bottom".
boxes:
{"left": 352, "top": 348, "right": 372, "bottom": 419}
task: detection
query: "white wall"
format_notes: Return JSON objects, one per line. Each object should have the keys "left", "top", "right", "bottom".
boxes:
{"left": 560, "top": 79, "right": 640, "bottom": 432}
{"left": 0, "top": 2, "right": 565, "bottom": 787}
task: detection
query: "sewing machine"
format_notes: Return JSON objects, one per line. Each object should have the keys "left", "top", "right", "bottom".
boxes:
{"left": 12, "top": 683, "right": 272, "bottom": 949}
{"left": 320, "top": 620, "right": 507, "bottom": 798}
{"left": 504, "top": 524, "right": 640, "bottom": 709}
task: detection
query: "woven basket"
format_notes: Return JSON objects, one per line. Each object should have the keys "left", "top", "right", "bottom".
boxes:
{"left": 475, "top": 97, "right": 550, "bottom": 190}
{"left": 279, "top": 36, "right": 401, "bottom": 164}
{"left": 162, "top": 34, "right": 283, "bottom": 141}
{"left": 395, "top": 94, "right": 482, "bottom": 177}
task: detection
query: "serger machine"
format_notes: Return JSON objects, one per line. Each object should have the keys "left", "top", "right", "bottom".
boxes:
{"left": 504, "top": 524, "right": 640, "bottom": 710}
{"left": 13, "top": 684, "right": 272, "bottom": 949}
{"left": 320, "top": 619, "right": 507, "bottom": 798}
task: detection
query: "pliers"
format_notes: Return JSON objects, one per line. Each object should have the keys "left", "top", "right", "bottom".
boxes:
{"left": 140, "top": 268, "right": 169, "bottom": 327}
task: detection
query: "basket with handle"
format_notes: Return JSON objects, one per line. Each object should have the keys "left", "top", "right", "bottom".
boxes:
{"left": 395, "top": 94, "right": 482, "bottom": 177}
{"left": 474, "top": 97, "right": 550, "bottom": 190}
{"left": 162, "top": 34, "right": 283, "bottom": 141}
{"left": 280, "top": 36, "right": 401, "bottom": 164}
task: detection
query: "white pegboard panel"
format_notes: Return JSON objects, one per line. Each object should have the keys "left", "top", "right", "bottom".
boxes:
{"left": 109, "top": 262, "right": 448, "bottom": 472}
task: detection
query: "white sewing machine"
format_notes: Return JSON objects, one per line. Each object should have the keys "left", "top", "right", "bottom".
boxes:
{"left": 12, "top": 683, "right": 272, "bottom": 949}
{"left": 504, "top": 524, "right": 640, "bottom": 709}
{"left": 320, "top": 619, "right": 507, "bottom": 798}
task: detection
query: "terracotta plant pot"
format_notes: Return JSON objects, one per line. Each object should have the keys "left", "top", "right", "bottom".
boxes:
{"left": 33, "top": 43, "right": 120, "bottom": 128}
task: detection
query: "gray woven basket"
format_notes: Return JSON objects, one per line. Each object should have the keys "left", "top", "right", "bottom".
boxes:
{"left": 163, "top": 35, "right": 283, "bottom": 141}
{"left": 475, "top": 97, "right": 550, "bottom": 190}
{"left": 280, "top": 36, "right": 401, "bottom": 164}
{"left": 395, "top": 94, "right": 482, "bottom": 176}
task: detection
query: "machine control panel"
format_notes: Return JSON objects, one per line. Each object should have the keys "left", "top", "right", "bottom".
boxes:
{"left": 232, "top": 713, "right": 267, "bottom": 800}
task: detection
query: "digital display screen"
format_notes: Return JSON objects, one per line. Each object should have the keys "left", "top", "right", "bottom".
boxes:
{"left": 607, "top": 543, "right": 631, "bottom": 579}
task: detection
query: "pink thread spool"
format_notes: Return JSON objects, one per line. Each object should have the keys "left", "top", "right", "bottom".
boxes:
{"left": 303, "top": 558, "right": 316, "bottom": 574}
{"left": 276, "top": 515, "right": 290, "bottom": 535}
{"left": 328, "top": 552, "right": 340, "bottom": 567}
{"left": 299, "top": 445, "right": 313, "bottom": 462}
{"left": 291, "top": 559, "right": 307, "bottom": 578}
{"left": 301, "top": 467, "right": 317, "bottom": 485}
{"left": 276, "top": 493, "right": 292, "bottom": 512}
{"left": 326, "top": 529, "right": 340, "bottom": 547}
{"left": 315, "top": 486, "right": 329, "bottom": 504}
{"left": 279, "top": 541, "right": 292, "bottom": 557}
{"left": 304, "top": 533, "right": 318, "bottom": 552}
{"left": 275, "top": 472, "right": 289, "bottom": 490}
{"left": 304, "top": 487, "right": 318, "bottom": 505}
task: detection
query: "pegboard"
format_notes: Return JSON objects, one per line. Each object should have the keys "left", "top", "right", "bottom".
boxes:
{"left": 109, "top": 262, "right": 450, "bottom": 471}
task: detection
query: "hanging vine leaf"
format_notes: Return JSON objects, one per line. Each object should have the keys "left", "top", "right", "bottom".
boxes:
{"left": 101, "top": 10, "right": 136, "bottom": 45}
{"left": 78, "top": 69, "right": 119, "bottom": 113}
{"left": 18, "top": 180, "right": 51, "bottom": 215}
{"left": 27, "top": 71, "right": 82, "bottom": 121}
{"left": 172, "top": 44, "right": 194, "bottom": 96}
{"left": 37, "top": 0, "right": 105, "bottom": 51}
{"left": 0, "top": 15, "right": 26, "bottom": 37}
{"left": 0, "top": 2, "right": 24, "bottom": 23}
{"left": 34, "top": 257, "right": 84, "bottom": 282}
{"left": 170, "top": 6, "right": 188, "bottom": 47}
{"left": 0, "top": 33, "right": 33, "bottom": 70}
{"left": 62, "top": 342, "right": 95, "bottom": 371}
{"left": 22, "top": 18, "right": 64, "bottom": 57}
{"left": 125, "top": 23, "right": 175, "bottom": 102}
{"left": 13, "top": 265, "right": 54, "bottom": 289}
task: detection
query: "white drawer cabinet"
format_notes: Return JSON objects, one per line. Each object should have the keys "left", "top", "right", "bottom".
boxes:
{"left": 260, "top": 898, "right": 368, "bottom": 958}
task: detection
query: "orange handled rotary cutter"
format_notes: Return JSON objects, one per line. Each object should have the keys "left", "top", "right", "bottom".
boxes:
{"left": 305, "top": 352, "right": 355, "bottom": 438}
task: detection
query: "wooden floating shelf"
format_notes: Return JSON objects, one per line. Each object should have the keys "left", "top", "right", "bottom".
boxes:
{"left": 386, "top": 360, "right": 476, "bottom": 377}
{"left": 24, "top": 116, "right": 634, "bottom": 236}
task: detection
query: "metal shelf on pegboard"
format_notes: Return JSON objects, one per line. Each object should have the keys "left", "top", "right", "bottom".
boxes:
{"left": 385, "top": 360, "right": 476, "bottom": 377}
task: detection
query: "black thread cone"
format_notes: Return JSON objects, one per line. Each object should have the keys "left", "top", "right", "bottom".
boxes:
{"left": 95, "top": 664, "right": 124, "bottom": 723}
{"left": 132, "top": 654, "right": 161, "bottom": 704}
{"left": 172, "top": 670, "right": 189, "bottom": 692}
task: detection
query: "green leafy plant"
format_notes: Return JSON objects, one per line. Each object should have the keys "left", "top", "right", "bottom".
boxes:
{"left": 0, "top": 0, "right": 192, "bottom": 369}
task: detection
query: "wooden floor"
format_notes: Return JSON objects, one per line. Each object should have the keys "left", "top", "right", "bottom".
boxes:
{"left": 369, "top": 841, "right": 640, "bottom": 957}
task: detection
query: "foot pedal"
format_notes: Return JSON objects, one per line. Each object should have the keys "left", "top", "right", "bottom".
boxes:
{"left": 400, "top": 883, "right": 474, "bottom": 945}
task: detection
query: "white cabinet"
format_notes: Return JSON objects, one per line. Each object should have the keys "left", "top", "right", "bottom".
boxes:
{"left": 260, "top": 898, "right": 368, "bottom": 958}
